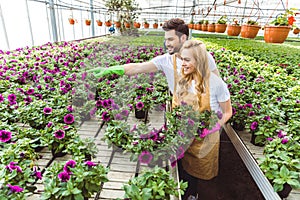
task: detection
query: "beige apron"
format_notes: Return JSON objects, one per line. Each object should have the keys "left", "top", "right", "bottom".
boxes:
{"left": 172, "top": 55, "right": 220, "bottom": 180}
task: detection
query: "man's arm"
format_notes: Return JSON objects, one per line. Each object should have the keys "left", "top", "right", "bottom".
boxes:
{"left": 218, "top": 99, "right": 232, "bottom": 127}
{"left": 124, "top": 61, "right": 158, "bottom": 76}
{"left": 212, "top": 68, "right": 220, "bottom": 77}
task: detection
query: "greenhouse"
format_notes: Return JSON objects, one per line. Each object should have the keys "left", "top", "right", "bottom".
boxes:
{"left": 0, "top": 0, "right": 299, "bottom": 200}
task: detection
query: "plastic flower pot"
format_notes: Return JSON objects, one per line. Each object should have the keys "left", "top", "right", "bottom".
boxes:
{"left": 264, "top": 25, "right": 291, "bottom": 43}
{"left": 207, "top": 24, "right": 215, "bottom": 32}
{"left": 227, "top": 25, "right": 241, "bottom": 36}
{"left": 215, "top": 24, "right": 227, "bottom": 33}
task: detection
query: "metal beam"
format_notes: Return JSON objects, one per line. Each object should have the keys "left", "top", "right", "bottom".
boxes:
{"left": 90, "top": 0, "right": 95, "bottom": 36}
{"left": 48, "top": 0, "right": 58, "bottom": 42}
{"left": 0, "top": 2, "right": 10, "bottom": 50}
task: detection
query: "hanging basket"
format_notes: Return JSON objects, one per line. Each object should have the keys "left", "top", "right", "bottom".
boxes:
{"left": 240, "top": 24, "right": 261, "bottom": 39}
{"left": 68, "top": 18, "right": 75, "bottom": 25}
{"left": 264, "top": 25, "right": 291, "bottom": 43}
{"left": 105, "top": 21, "right": 112, "bottom": 27}
{"left": 144, "top": 23, "right": 150, "bottom": 29}
{"left": 195, "top": 24, "right": 201, "bottom": 30}
{"left": 134, "top": 22, "right": 140, "bottom": 28}
{"left": 96, "top": 20, "right": 103, "bottom": 26}
{"left": 207, "top": 24, "right": 215, "bottom": 32}
{"left": 227, "top": 25, "right": 241, "bottom": 36}
{"left": 215, "top": 24, "right": 227, "bottom": 33}
{"left": 85, "top": 19, "right": 91, "bottom": 26}
{"left": 124, "top": 22, "right": 131, "bottom": 28}
{"left": 153, "top": 23, "right": 158, "bottom": 29}
{"left": 293, "top": 28, "right": 300, "bottom": 34}
{"left": 202, "top": 24, "right": 208, "bottom": 31}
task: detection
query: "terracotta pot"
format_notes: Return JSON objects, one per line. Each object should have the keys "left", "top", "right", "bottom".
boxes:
{"left": 105, "top": 21, "right": 112, "bottom": 27}
{"left": 134, "top": 22, "right": 140, "bottom": 28}
{"left": 215, "top": 24, "right": 227, "bottom": 33}
{"left": 114, "top": 21, "right": 121, "bottom": 28}
{"left": 202, "top": 24, "right": 208, "bottom": 31}
{"left": 85, "top": 20, "right": 91, "bottom": 26}
{"left": 264, "top": 25, "right": 291, "bottom": 43}
{"left": 293, "top": 28, "right": 300, "bottom": 34}
{"left": 188, "top": 24, "right": 194, "bottom": 29}
{"left": 144, "top": 23, "right": 150, "bottom": 29}
{"left": 68, "top": 18, "right": 75, "bottom": 25}
{"left": 241, "top": 24, "right": 261, "bottom": 39}
{"left": 124, "top": 22, "right": 131, "bottom": 28}
{"left": 96, "top": 20, "right": 102, "bottom": 26}
{"left": 207, "top": 24, "right": 215, "bottom": 32}
{"left": 227, "top": 25, "right": 241, "bottom": 36}
{"left": 195, "top": 24, "right": 201, "bottom": 30}
{"left": 153, "top": 23, "right": 158, "bottom": 29}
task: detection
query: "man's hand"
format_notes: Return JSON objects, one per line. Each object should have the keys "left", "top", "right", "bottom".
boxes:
{"left": 86, "top": 65, "right": 125, "bottom": 79}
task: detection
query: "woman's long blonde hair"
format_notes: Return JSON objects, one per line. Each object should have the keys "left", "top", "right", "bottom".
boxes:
{"left": 176, "top": 40, "right": 210, "bottom": 109}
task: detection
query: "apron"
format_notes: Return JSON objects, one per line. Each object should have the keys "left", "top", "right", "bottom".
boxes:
{"left": 172, "top": 55, "right": 220, "bottom": 180}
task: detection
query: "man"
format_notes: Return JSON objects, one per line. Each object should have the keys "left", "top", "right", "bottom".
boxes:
{"left": 89, "top": 18, "right": 219, "bottom": 94}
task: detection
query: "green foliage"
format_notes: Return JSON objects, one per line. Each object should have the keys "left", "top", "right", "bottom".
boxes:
{"left": 217, "top": 16, "right": 227, "bottom": 24}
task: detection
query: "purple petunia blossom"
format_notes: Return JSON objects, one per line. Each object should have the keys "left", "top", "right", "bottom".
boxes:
{"left": 281, "top": 138, "right": 289, "bottom": 144}
{"left": 85, "top": 161, "right": 97, "bottom": 167}
{"left": 7, "top": 94, "right": 17, "bottom": 102}
{"left": 63, "top": 160, "right": 76, "bottom": 173}
{"left": 138, "top": 151, "right": 153, "bottom": 164}
{"left": 121, "top": 109, "right": 129, "bottom": 116}
{"left": 0, "top": 94, "right": 4, "bottom": 102}
{"left": 266, "top": 137, "right": 273, "bottom": 141}
{"left": 200, "top": 128, "right": 210, "bottom": 138}
{"left": 7, "top": 184, "right": 24, "bottom": 193}
{"left": 6, "top": 162, "right": 22, "bottom": 173}
{"left": 216, "top": 111, "right": 223, "bottom": 119}
{"left": 178, "top": 130, "right": 184, "bottom": 137}
{"left": 250, "top": 122, "right": 258, "bottom": 131}
{"left": 0, "top": 130, "right": 12, "bottom": 143}
{"left": 47, "top": 122, "right": 53, "bottom": 128}
{"left": 187, "top": 118, "right": 194, "bottom": 126}
{"left": 64, "top": 113, "right": 75, "bottom": 124}
{"left": 127, "top": 104, "right": 133, "bottom": 111}
{"left": 58, "top": 171, "right": 70, "bottom": 182}
{"left": 114, "top": 113, "right": 123, "bottom": 120}
{"left": 136, "top": 101, "right": 144, "bottom": 110}
{"left": 276, "top": 97, "right": 282, "bottom": 102}
{"left": 263, "top": 116, "right": 271, "bottom": 121}
{"left": 277, "top": 130, "right": 286, "bottom": 138}
{"left": 43, "top": 107, "right": 53, "bottom": 115}
{"left": 102, "top": 112, "right": 110, "bottom": 122}
{"left": 54, "top": 130, "right": 65, "bottom": 139}
{"left": 149, "top": 131, "right": 158, "bottom": 141}
{"left": 101, "top": 100, "right": 110, "bottom": 108}
{"left": 26, "top": 88, "right": 35, "bottom": 95}
{"left": 248, "top": 111, "right": 255, "bottom": 116}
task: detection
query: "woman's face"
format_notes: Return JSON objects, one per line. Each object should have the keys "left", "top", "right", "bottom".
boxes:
{"left": 180, "top": 49, "right": 196, "bottom": 75}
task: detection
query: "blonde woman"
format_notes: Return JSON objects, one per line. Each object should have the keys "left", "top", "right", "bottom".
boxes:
{"left": 173, "top": 40, "right": 232, "bottom": 199}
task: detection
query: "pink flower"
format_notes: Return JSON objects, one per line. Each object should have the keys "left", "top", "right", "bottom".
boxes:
{"left": 138, "top": 151, "right": 153, "bottom": 164}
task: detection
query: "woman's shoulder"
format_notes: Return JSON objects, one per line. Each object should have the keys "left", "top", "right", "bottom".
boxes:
{"left": 209, "top": 73, "right": 224, "bottom": 85}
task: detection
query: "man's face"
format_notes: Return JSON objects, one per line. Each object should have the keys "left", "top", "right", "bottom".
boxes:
{"left": 164, "top": 30, "right": 185, "bottom": 55}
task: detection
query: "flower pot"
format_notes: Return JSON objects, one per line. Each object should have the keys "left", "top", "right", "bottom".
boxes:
{"left": 135, "top": 109, "right": 147, "bottom": 119}
{"left": 188, "top": 24, "right": 194, "bottom": 29}
{"left": 85, "top": 20, "right": 91, "bottom": 26}
{"left": 215, "top": 24, "right": 227, "bottom": 33}
{"left": 195, "top": 24, "right": 201, "bottom": 30}
{"left": 207, "top": 24, "right": 215, "bottom": 32}
{"left": 96, "top": 20, "right": 103, "bottom": 26}
{"left": 153, "top": 23, "right": 158, "bottom": 29}
{"left": 227, "top": 25, "right": 241, "bottom": 36}
{"left": 250, "top": 133, "right": 264, "bottom": 147}
{"left": 202, "top": 24, "right": 208, "bottom": 31}
{"left": 277, "top": 183, "right": 293, "bottom": 198}
{"left": 105, "top": 21, "right": 112, "bottom": 27}
{"left": 144, "top": 23, "right": 150, "bottom": 29}
{"left": 241, "top": 24, "right": 261, "bottom": 39}
{"left": 68, "top": 18, "right": 75, "bottom": 25}
{"left": 124, "top": 22, "right": 131, "bottom": 28}
{"left": 232, "top": 121, "right": 245, "bottom": 131}
{"left": 264, "top": 26, "right": 291, "bottom": 43}
{"left": 293, "top": 28, "right": 300, "bottom": 34}
{"left": 134, "top": 22, "right": 140, "bottom": 28}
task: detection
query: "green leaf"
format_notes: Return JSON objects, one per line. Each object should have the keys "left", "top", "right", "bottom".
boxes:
{"left": 279, "top": 165, "right": 289, "bottom": 178}
{"left": 74, "top": 193, "right": 84, "bottom": 200}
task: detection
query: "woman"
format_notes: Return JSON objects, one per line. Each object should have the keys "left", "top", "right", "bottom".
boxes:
{"left": 172, "top": 40, "right": 232, "bottom": 199}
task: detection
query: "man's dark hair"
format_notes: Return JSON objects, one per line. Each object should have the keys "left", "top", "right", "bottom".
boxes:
{"left": 162, "top": 18, "right": 189, "bottom": 38}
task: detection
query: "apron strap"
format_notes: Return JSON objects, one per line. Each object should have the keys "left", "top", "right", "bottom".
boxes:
{"left": 173, "top": 54, "right": 178, "bottom": 93}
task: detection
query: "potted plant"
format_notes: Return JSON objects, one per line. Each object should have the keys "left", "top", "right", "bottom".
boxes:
{"left": 208, "top": 22, "right": 215, "bottom": 32}
{"left": 258, "top": 133, "right": 300, "bottom": 198}
{"left": 215, "top": 15, "right": 227, "bottom": 33}
{"left": 68, "top": 18, "right": 75, "bottom": 25}
{"left": 134, "top": 21, "right": 141, "bottom": 28}
{"left": 264, "top": 8, "right": 297, "bottom": 43}
{"left": 96, "top": 19, "right": 103, "bottom": 26}
{"left": 105, "top": 20, "right": 112, "bottom": 27}
{"left": 293, "top": 27, "right": 300, "bottom": 34}
{"left": 227, "top": 18, "right": 241, "bottom": 36}
{"left": 85, "top": 19, "right": 91, "bottom": 26}
{"left": 122, "top": 166, "right": 188, "bottom": 199}
{"left": 201, "top": 20, "right": 209, "bottom": 31}
{"left": 143, "top": 19, "right": 150, "bottom": 29}
{"left": 124, "top": 20, "right": 131, "bottom": 28}
{"left": 153, "top": 19, "right": 158, "bottom": 29}
{"left": 41, "top": 159, "right": 109, "bottom": 200}
{"left": 188, "top": 20, "right": 194, "bottom": 29}
{"left": 241, "top": 19, "right": 261, "bottom": 39}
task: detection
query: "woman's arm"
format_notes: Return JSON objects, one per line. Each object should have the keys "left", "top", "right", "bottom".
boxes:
{"left": 124, "top": 61, "right": 158, "bottom": 76}
{"left": 218, "top": 99, "right": 232, "bottom": 127}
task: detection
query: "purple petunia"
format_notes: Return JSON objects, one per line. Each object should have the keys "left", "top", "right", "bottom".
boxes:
{"left": 138, "top": 151, "right": 153, "bottom": 164}
{"left": 26, "top": 88, "right": 35, "bottom": 95}
{"left": 0, "top": 94, "right": 4, "bottom": 102}
{"left": 6, "top": 162, "right": 22, "bottom": 173}
{"left": 0, "top": 130, "right": 12, "bottom": 143}
{"left": 7, "top": 94, "right": 16, "bottom": 102}
{"left": 121, "top": 109, "right": 129, "bottom": 116}
{"left": 136, "top": 101, "right": 144, "bottom": 110}
{"left": 43, "top": 107, "right": 53, "bottom": 115}
{"left": 277, "top": 130, "right": 286, "bottom": 138}
{"left": 263, "top": 116, "right": 271, "bottom": 121}
{"left": 187, "top": 118, "right": 195, "bottom": 126}
{"left": 102, "top": 112, "right": 110, "bottom": 122}
{"left": 58, "top": 171, "right": 70, "bottom": 182}
{"left": 178, "top": 130, "right": 184, "bottom": 137}
{"left": 64, "top": 113, "right": 75, "bottom": 124}
{"left": 6, "top": 184, "right": 24, "bottom": 193}
{"left": 114, "top": 113, "right": 123, "bottom": 120}
{"left": 63, "top": 160, "right": 76, "bottom": 173}
{"left": 216, "top": 111, "right": 223, "bottom": 119}
{"left": 250, "top": 121, "right": 258, "bottom": 131}
{"left": 54, "top": 130, "right": 65, "bottom": 139}
{"left": 85, "top": 161, "right": 97, "bottom": 167}
{"left": 281, "top": 138, "right": 289, "bottom": 144}
{"left": 101, "top": 100, "right": 110, "bottom": 108}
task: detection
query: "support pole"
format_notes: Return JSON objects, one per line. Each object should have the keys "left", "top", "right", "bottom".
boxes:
{"left": 25, "top": 0, "right": 34, "bottom": 46}
{"left": 0, "top": 3, "right": 10, "bottom": 49}
{"left": 90, "top": 0, "right": 95, "bottom": 36}
{"left": 189, "top": 0, "right": 196, "bottom": 39}
{"left": 48, "top": 0, "right": 58, "bottom": 42}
